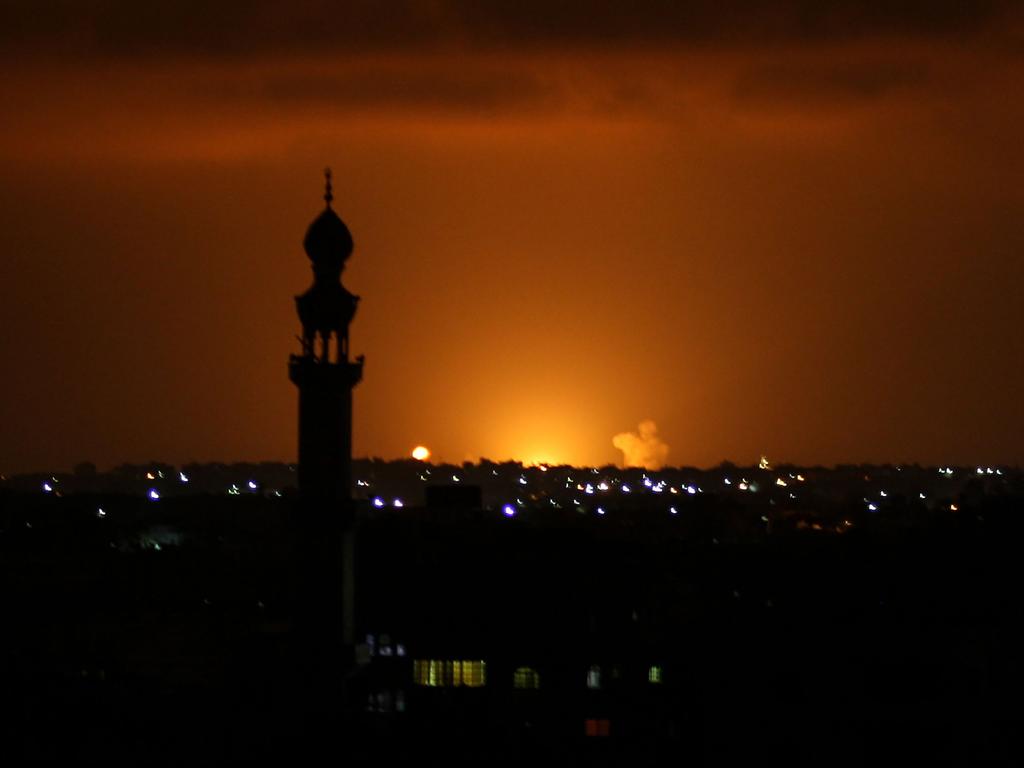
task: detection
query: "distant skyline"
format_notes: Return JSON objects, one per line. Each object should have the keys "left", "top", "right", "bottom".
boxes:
{"left": 2, "top": 2, "right": 1023, "bottom": 474}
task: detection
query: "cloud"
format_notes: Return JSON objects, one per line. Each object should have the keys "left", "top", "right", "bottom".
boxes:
{"left": 733, "top": 60, "right": 930, "bottom": 108}
{"left": 0, "top": 1, "right": 1014, "bottom": 60}
{"left": 1, "top": 1, "right": 1019, "bottom": 166}
{"left": 613, "top": 419, "right": 669, "bottom": 470}
{"left": 212, "top": 65, "right": 554, "bottom": 114}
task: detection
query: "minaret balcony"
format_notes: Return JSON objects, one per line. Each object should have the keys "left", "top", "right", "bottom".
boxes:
{"left": 289, "top": 353, "right": 364, "bottom": 388}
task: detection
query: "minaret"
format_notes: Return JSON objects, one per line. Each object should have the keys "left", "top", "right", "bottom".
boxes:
{"left": 289, "top": 170, "right": 363, "bottom": 676}
{"left": 290, "top": 169, "right": 364, "bottom": 504}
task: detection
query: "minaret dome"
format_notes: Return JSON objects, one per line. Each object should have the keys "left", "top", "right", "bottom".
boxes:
{"left": 303, "top": 168, "right": 354, "bottom": 268}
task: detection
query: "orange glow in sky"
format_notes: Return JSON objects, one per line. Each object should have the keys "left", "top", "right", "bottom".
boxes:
{"left": 1, "top": 5, "right": 1023, "bottom": 472}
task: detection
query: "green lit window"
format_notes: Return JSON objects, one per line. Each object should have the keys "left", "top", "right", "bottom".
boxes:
{"left": 648, "top": 665, "right": 663, "bottom": 684}
{"left": 513, "top": 667, "right": 541, "bottom": 689}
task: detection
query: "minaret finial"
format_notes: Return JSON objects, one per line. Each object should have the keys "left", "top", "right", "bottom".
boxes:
{"left": 324, "top": 167, "right": 333, "bottom": 207}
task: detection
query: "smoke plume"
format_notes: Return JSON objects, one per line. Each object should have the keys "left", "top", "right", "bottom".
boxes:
{"left": 612, "top": 419, "right": 669, "bottom": 470}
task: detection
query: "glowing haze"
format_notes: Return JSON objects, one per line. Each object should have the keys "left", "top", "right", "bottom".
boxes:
{"left": 1, "top": 2, "right": 1024, "bottom": 473}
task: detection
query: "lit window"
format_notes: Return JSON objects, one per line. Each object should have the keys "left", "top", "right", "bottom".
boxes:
{"left": 648, "top": 665, "right": 663, "bottom": 684}
{"left": 412, "top": 659, "right": 486, "bottom": 688}
{"left": 513, "top": 667, "right": 541, "bottom": 689}
{"left": 445, "top": 660, "right": 460, "bottom": 686}
{"left": 461, "top": 660, "right": 486, "bottom": 687}
{"left": 587, "top": 665, "right": 602, "bottom": 690}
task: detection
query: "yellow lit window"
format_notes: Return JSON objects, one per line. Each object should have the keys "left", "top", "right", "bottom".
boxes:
{"left": 461, "top": 660, "right": 486, "bottom": 687}
{"left": 513, "top": 667, "right": 541, "bottom": 689}
{"left": 412, "top": 659, "right": 486, "bottom": 688}
{"left": 412, "top": 659, "right": 445, "bottom": 687}
{"left": 412, "top": 659, "right": 440, "bottom": 687}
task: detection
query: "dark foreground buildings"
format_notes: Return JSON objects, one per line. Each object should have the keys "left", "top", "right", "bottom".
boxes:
{"left": 2, "top": 182, "right": 1024, "bottom": 764}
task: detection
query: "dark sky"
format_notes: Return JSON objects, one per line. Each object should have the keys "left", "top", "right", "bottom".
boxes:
{"left": 2, "top": 1, "right": 1023, "bottom": 472}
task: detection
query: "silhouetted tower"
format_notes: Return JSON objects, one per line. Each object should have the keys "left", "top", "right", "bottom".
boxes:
{"left": 290, "top": 169, "right": 364, "bottom": 502}
{"left": 289, "top": 170, "right": 363, "bottom": 676}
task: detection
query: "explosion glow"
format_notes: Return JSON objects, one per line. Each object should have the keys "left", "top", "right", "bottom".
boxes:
{"left": 411, "top": 446, "right": 431, "bottom": 462}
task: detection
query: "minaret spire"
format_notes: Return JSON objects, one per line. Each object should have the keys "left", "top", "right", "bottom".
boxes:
{"left": 324, "top": 167, "right": 333, "bottom": 207}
